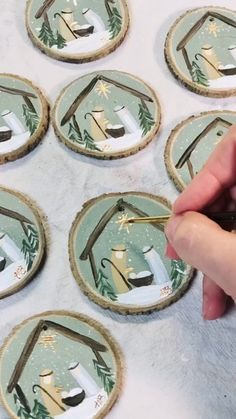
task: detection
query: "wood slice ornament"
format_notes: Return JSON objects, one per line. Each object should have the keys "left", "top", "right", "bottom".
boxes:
{"left": 165, "top": 110, "right": 236, "bottom": 191}
{"left": 165, "top": 7, "right": 236, "bottom": 97}
{"left": 0, "top": 311, "right": 122, "bottom": 419}
{"left": 69, "top": 192, "right": 193, "bottom": 314}
{"left": 52, "top": 70, "right": 161, "bottom": 159}
{"left": 0, "top": 74, "right": 49, "bottom": 164}
{"left": 26, "top": 0, "right": 129, "bottom": 63}
{"left": 0, "top": 186, "right": 46, "bottom": 299}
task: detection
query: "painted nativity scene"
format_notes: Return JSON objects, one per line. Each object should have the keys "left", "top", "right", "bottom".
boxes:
{"left": 0, "top": 83, "right": 40, "bottom": 155}
{"left": 173, "top": 114, "right": 236, "bottom": 187}
{"left": 57, "top": 72, "right": 157, "bottom": 155}
{"left": 74, "top": 196, "right": 189, "bottom": 309}
{"left": 33, "top": 0, "right": 127, "bottom": 57}
{"left": 176, "top": 10, "right": 236, "bottom": 90}
{"left": 2, "top": 315, "right": 117, "bottom": 419}
{"left": 0, "top": 202, "right": 40, "bottom": 296}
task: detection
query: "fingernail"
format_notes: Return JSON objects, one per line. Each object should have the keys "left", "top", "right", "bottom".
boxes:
{"left": 165, "top": 215, "right": 183, "bottom": 243}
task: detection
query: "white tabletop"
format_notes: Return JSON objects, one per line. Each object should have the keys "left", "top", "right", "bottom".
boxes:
{"left": 1, "top": 1, "right": 236, "bottom": 418}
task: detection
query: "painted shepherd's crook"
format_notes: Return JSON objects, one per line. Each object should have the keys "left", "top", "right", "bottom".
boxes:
{"left": 32, "top": 384, "right": 66, "bottom": 412}
{"left": 85, "top": 113, "right": 109, "bottom": 139}
{"left": 101, "top": 258, "right": 132, "bottom": 290}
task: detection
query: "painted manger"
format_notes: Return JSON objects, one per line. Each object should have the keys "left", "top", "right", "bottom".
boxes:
{"left": 0, "top": 187, "right": 45, "bottom": 298}
{"left": 53, "top": 71, "right": 161, "bottom": 158}
{"left": 26, "top": 0, "right": 129, "bottom": 62}
{"left": 165, "top": 111, "right": 236, "bottom": 191}
{"left": 166, "top": 7, "right": 236, "bottom": 95}
{"left": 69, "top": 193, "right": 192, "bottom": 313}
{"left": 0, "top": 312, "right": 121, "bottom": 419}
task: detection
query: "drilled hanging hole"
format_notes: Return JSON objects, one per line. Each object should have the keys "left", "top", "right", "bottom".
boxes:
{"left": 217, "top": 130, "right": 224, "bottom": 136}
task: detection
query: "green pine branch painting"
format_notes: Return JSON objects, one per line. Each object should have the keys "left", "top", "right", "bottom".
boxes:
{"left": 191, "top": 61, "right": 209, "bottom": 87}
{"left": 93, "top": 359, "right": 115, "bottom": 394}
{"left": 14, "top": 393, "right": 52, "bottom": 419}
{"left": 21, "top": 224, "right": 39, "bottom": 271}
{"left": 67, "top": 120, "right": 101, "bottom": 152}
{"left": 39, "top": 22, "right": 66, "bottom": 49}
{"left": 97, "top": 268, "right": 118, "bottom": 301}
{"left": 22, "top": 104, "right": 39, "bottom": 135}
{"left": 138, "top": 101, "right": 155, "bottom": 135}
{"left": 68, "top": 119, "right": 84, "bottom": 144}
{"left": 108, "top": 7, "right": 123, "bottom": 39}
{"left": 170, "top": 259, "right": 186, "bottom": 290}
{"left": 83, "top": 129, "right": 101, "bottom": 151}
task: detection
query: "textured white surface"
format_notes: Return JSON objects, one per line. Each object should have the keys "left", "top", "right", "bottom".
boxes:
{"left": 1, "top": 1, "right": 236, "bottom": 418}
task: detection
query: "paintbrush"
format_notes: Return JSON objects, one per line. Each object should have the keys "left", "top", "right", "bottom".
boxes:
{"left": 125, "top": 211, "right": 236, "bottom": 225}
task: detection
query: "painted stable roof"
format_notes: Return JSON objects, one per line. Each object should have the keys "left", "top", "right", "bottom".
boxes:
{"left": 177, "top": 11, "right": 236, "bottom": 51}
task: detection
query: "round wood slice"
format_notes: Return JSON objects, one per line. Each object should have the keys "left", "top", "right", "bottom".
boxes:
{"left": 165, "top": 110, "right": 236, "bottom": 191}
{"left": 26, "top": 0, "right": 129, "bottom": 63}
{"left": 0, "top": 311, "right": 123, "bottom": 419}
{"left": 69, "top": 192, "right": 193, "bottom": 314}
{"left": 52, "top": 70, "right": 161, "bottom": 159}
{"left": 165, "top": 7, "right": 236, "bottom": 97}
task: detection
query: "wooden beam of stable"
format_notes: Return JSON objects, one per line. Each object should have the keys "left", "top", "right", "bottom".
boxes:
{"left": 7, "top": 319, "right": 107, "bottom": 393}
{"left": 0, "top": 85, "right": 37, "bottom": 98}
{"left": 123, "top": 201, "right": 166, "bottom": 232}
{"left": 175, "top": 117, "right": 232, "bottom": 169}
{"left": 61, "top": 75, "right": 100, "bottom": 126}
{"left": 80, "top": 198, "right": 166, "bottom": 263}
{"left": 0, "top": 206, "right": 33, "bottom": 225}
{"left": 35, "top": 0, "right": 56, "bottom": 19}
{"left": 177, "top": 11, "right": 236, "bottom": 51}
{"left": 80, "top": 201, "right": 120, "bottom": 260}
{"left": 61, "top": 74, "right": 154, "bottom": 126}
{"left": 101, "top": 75, "right": 154, "bottom": 103}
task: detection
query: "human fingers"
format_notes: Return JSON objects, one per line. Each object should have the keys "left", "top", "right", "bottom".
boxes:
{"left": 165, "top": 211, "right": 236, "bottom": 300}
{"left": 203, "top": 276, "right": 227, "bottom": 320}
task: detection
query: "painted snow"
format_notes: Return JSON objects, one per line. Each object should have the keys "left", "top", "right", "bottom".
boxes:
{"left": 117, "top": 282, "right": 173, "bottom": 305}
{"left": 52, "top": 31, "right": 110, "bottom": 54}
{"left": 209, "top": 74, "right": 236, "bottom": 89}
{"left": 0, "top": 131, "right": 30, "bottom": 153}
{"left": 0, "top": 259, "right": 27, "bottom": 292}
{"left": 94, "top": 130, "right": 143, "bottom": 152}
{"left": 56, "top": 389, "right": 108, "bottom": 419}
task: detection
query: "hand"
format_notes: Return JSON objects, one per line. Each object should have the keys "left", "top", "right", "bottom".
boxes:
{"left": 165, "top": 125, "right": 236, "bottom": 320}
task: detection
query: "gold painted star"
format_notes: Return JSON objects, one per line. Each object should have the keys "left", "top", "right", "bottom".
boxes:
{"left": 207, "top": 21, "right": 221, "bottom": 37}
{"left": 39, "top": 333, "right": 57, "bottom": 351}
{"left": 115, "top": 213, "right": 133, "bottom": 234}
{"left": 95, "top": 81, "right": 111, "bottom": 99}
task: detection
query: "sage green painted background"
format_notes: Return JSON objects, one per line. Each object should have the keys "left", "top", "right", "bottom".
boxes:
{"left": 0, "top": 190, "right": 41, "bottom": 269}
{"left": 170, "top": 8, "right": 236, "bottom": 81}
{"left": 0, "top": 314, "right": 117, "bottom": 415}
{"left": 0, "top": 76, "right": 42, "bottom": 131}
{"left": 171, "top": 112, "right": 236, "bottom": 186}
{"left": 55, "top": 71, "right": 158, "bottom": 148}
{"left": 28, "top": 0, "right": 124, "bottom": 44}
{"left": 73, "top": 194, "right": 189, "bottom": 303}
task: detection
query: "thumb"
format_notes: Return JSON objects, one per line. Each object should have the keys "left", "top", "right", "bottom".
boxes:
{"left": 165, "top": 212, "right": 236, "bottom": 300}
